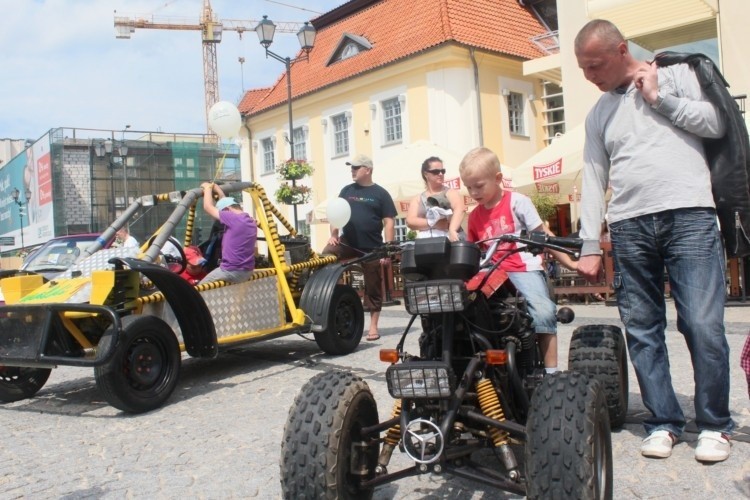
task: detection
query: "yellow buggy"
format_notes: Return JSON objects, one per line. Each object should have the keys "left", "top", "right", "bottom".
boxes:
{"left": 0, "top": 182, "right": 364, "bottom": 413}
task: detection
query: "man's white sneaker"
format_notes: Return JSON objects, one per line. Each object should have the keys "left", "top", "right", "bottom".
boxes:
{"left": 641, "top": 430, "right": 676, "bottom": 458}
{"left": 695, "top": 430, "right": 731, "bottom": 462}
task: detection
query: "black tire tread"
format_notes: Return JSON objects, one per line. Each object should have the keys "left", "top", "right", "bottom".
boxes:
{"left": 525, "top": 371, "right": 613, "bottom": 500}
{"left": 568, "top": 324, "right": 628, "bottom": 428}
{"left": 94, "top": 315, "right": 180, "bottom": 413}
{"left": 280, "top": 370, "right": 377, "bottom": 500}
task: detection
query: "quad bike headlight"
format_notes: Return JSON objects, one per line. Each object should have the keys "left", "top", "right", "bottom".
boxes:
{"left": 403, "top": 279, "right": 467, "bottom": 315}
{"left": 386, "top": 361, "right": 455, "bottom": 399}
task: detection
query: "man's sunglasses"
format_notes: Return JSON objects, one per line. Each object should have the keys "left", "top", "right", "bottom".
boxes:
{"left": 350, "top": 165, "right": 366, "bottom": 170}
{"left": 426, "top": 168, "right": 446, "bottom": 175}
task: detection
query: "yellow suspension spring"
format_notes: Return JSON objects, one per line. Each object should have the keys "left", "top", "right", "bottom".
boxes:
{"left": 384, "top": 399, "right": 402, "bottom": 446}
{"left": 377, "top": 399, "right": 402, "bottom": 471}
{"left": 476, "top": 378, "right": 510, "bottom": 447}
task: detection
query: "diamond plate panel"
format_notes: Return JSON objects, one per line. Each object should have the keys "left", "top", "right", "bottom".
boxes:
{"left": 143, "top": 276, "right": 283, "bottom": 341}
{"left": 205, "top": 277, "right": 282, "bottom": 338}
{"left": 64, "top": 247, "right": 140, "bottom": 279}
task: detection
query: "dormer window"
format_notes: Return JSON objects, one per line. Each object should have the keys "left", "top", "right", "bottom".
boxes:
{"left": 341, "top": 42, "right": 360, "bottom": 60}
{"left": 327, "top": 33, "right": 372, "bottom": 65}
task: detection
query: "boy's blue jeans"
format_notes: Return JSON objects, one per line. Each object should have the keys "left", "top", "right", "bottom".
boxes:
{"left": 609, "top": 207, "right": 734, "bottom": 437}
{"left": 507, "top": 270, "right": 557, "bottom": 334}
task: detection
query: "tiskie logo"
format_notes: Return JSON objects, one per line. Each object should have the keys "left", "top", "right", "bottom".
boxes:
{"left": 533, "top": 158, "right": 562, "bottom": 181}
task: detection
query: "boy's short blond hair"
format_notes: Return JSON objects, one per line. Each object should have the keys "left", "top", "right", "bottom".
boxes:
{"left": 459, "top": 147, "right": 502, "bottom": 177}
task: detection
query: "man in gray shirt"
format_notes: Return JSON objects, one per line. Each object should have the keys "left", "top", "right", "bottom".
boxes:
{"left": 575, "top": 19, "right": 734, "bottom": 463}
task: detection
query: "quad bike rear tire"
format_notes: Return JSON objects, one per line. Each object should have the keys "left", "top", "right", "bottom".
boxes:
{"left": 280, "top": 370, "right": 379, "bottom": 500}
{"left": 525, "top": 371, "right": 613, "bottom": 500}
{"left": 313, "top": 285, "right": 364, "bottom": 355}
{"left": 0, "top": 366, "right": 52, "bottom": 402}
{"left": 568, "top": 324, "right": 628, "bottom": 428}
{"left": 94, "top": 315, "right": 181, "bottom": 413}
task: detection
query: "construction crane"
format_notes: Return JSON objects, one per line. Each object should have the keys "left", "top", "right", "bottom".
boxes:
{"left": 114, "top": 0, "right": 305, "bottom": 135}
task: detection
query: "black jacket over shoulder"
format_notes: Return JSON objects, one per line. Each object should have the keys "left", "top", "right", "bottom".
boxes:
{"left": 656, "top": 51, "right": 750, "bottom": 257}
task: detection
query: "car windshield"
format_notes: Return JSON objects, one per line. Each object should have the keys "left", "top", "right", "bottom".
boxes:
{"left": 22, "top": 236, "right": 100, "bottom": 272}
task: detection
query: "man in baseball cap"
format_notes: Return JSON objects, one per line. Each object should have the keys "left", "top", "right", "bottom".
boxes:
{"left": 323, "top": 152, "right": 397, "bottom": 341}
{"left": 345, "top": 153, "right": 373, "bottom": 169}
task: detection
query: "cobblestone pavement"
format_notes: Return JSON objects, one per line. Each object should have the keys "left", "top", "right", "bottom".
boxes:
{"left": 1, "top": 301, "right": 749, "bottom": 499}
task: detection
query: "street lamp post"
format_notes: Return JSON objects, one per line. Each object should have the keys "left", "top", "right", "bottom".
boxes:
{"left": 256, "top": 16, "right": 316, "bottom": 231}
{"left": 11, "top": 187, "right": 25, "bottom": 251}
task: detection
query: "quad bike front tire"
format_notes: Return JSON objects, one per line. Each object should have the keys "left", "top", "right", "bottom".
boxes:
{"left": 0, "top": 366, "right": 52, "bottom": 402}
{"left": 94, "top": 315, "right": 181, "bottom": 413}
{"left": 280, "top": 370, "right": 379, "bottom": 500}
{"left": 526, "top": 371, "right": 613, "bottom": 500}
{"left": 568, "top": 324, "right": 628, "bottom": 428}
{"left": 313, "top": 285, "right": 364, "bottom": 355}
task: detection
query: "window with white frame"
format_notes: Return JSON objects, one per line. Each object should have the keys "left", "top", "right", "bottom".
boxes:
{"left": 542, "top": 81, "right": 565, "bottom": 144}
{"left": 507, "top": 92, "right": 525, "bottom": 136}
{"left": 382, "top": 97, "right": 403, "bottom": 144}
{"left": 292, "top": 127, "right": 307, "bottom": 160}
{"left": 262, "top": 138, "right": 275, "bottom": 174}
{"left": 395, "top": 216, "right": 409, "bottom": 242}
{"left": 332, "top": 113, "right": 349, "bottom": 156}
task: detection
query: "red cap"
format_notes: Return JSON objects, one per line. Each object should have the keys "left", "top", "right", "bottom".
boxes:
{"left": 184, "top": 246, "right": 206, "bottom": 266}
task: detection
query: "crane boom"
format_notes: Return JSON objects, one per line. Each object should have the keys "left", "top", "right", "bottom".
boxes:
{"left": 114, "top": 0, "right": 304, "bottom": 135}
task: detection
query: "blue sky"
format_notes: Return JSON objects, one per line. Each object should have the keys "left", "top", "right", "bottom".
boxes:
{"left": 0, "top": 0, "right": 344, "bottom": 140}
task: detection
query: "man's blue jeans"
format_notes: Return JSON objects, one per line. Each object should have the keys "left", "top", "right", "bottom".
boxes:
{"left": 609, "top": 208, "right": 734, "bottom": 437}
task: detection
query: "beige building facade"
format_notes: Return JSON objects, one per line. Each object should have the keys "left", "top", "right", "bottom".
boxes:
{"left": 240, "top": 0, "right": 749, "bottom": 249}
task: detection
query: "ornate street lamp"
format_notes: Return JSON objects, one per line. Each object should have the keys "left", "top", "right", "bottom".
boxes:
{"left": 256, "top": 16, "right": 316, "bottom": 230}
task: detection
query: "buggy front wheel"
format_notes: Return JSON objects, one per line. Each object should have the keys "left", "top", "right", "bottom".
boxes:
{"left": 94, "top": 316, "right": 180, "bottom": 413}
{"left": 0, "top": 366, "right": 51, "bottom": 402}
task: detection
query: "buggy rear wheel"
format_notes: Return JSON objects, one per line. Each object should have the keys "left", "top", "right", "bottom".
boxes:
{"left": 313, "top": 285, "right": 364, "bottom": 355}
{"left": 525, "top": 371, "right": 612, "bottom": 500}
{"left": 568, "top": 324, "right": 628, "bottom": 428}
{"left": 280, "top": 370, "right": 379, "bottom": 500}
{"left": 94, "top": 316, "right": 180, "bottom": 413}
{"left": 0, "top": 366, "right": 51, "bottom": 402}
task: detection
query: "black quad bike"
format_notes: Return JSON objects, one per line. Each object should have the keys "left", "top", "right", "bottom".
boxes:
{"left": 280, "top": 232, "right": 628, "bottom": 499}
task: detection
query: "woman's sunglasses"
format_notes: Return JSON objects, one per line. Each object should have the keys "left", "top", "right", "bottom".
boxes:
{"left": 425, "top": 169, "right": 446, "bottom": 175}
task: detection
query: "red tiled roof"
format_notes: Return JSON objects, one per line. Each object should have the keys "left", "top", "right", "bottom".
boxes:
{"left": 240, "top": 0, "right": 547, "bottom": 116}
{"left": 238, "top": 87, "right": 273, "bottom": 113}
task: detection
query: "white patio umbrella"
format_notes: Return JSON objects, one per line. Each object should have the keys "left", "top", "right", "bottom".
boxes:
{"left": 510, "top": 123, "right": 586, "bottom": 200}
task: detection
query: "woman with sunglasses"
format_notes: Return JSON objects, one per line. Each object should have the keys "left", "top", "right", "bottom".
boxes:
{"left": 406, "top": 156, "right": 466, "bottom": 241}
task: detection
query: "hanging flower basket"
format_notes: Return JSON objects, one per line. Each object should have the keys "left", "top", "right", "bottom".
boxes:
{"left": 276, "top": 159, "right": 314, "bottom": 181}
{"left": 275, "top": 183, "right": 312, "bottom": 205}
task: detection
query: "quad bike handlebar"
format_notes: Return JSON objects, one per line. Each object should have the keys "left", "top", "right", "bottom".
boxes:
{"left": 478, "top": 231, "right": 582, "bottom": 268}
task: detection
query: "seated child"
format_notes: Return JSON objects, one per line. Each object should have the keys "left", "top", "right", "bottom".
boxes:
{"left": 459, "top": 147, "right": 577, "bottom": 373}
{"left": 178, "top": 246, "right": 208, "bottom": 285}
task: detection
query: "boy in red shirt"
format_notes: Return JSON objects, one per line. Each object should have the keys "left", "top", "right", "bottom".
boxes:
{"left": 459, "top": 147, "right": 576, "bottom": 372}
{"left": 178, "top": 245, "right": 208, "bottom": 285}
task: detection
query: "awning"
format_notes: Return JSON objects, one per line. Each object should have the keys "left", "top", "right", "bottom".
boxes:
{"left": 587, "top": 0, "right": 718, "bottom": 50}
{"left": 510, "top": 123, "right": 586, "bottom": 200}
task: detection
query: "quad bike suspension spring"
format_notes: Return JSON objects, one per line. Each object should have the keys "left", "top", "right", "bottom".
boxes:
{"left": 476, "top": 378, "right": 510, "bottom": 447}
{"left": 476, "top": 378, "right": 519, "bottom": 479}
{"left": 376, "top": 399, "right": 402, "bottom": 474}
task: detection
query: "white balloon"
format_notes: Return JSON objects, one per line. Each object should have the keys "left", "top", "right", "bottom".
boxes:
{"left": 326, "top": 197, "right": 351, "bottom": 229}
{"left": 208, "top": 101, "right": 242, "bottom": 139}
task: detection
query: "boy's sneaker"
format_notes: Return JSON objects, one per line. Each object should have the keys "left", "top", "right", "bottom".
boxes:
{"left": 641, "top": 430, "right": 677, "bottom": 458}
{"left": 695, "top": 430, "right": 731, "bottom": 462}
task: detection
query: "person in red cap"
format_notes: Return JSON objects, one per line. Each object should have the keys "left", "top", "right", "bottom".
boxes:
{"left": 178, "top": 245, "right": 208, "bottom": 285}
